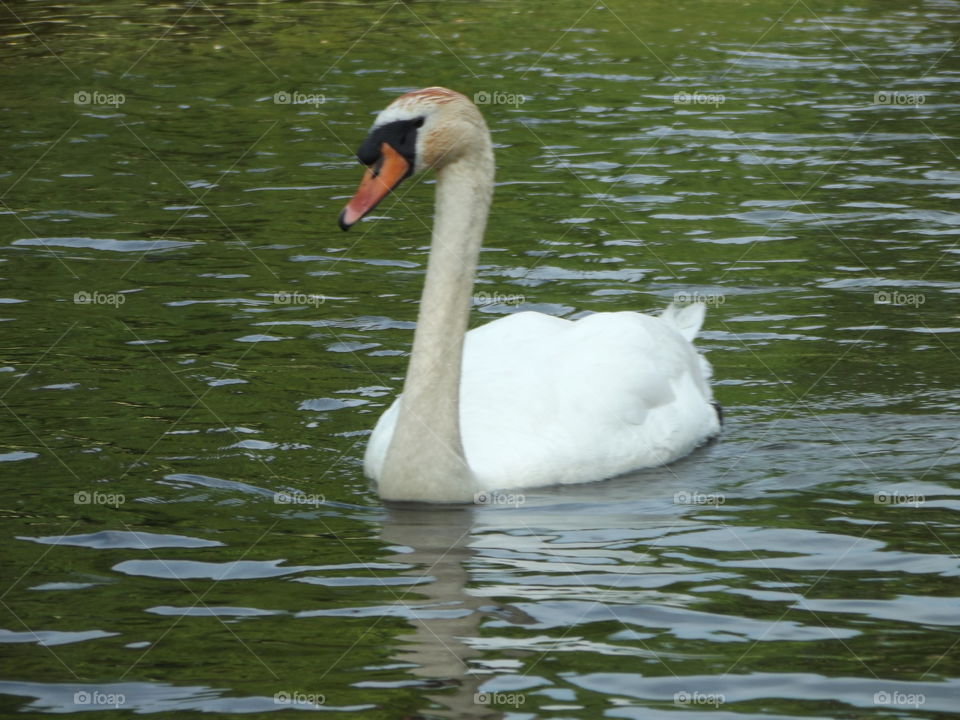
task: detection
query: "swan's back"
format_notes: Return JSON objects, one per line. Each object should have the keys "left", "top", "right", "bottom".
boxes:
{"left": 365, "top": 304, "right": 720, "bottom": 491}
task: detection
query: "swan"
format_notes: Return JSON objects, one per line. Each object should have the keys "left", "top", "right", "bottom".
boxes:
{"left": 338, "top": 87, "right": 721, "bottom": 503}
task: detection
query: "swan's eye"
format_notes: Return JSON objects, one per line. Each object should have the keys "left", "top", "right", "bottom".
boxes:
{"left": 399, "top": 118, "right": 425, "bottom": 149}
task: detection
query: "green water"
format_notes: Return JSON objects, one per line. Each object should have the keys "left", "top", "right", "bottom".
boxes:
{"left": 2, "top": 0, "right": 959, "bottom": 717}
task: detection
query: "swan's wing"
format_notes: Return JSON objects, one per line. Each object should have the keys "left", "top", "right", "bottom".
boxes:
{"left": 659, "top": 302, "right": 713, "bottom": 381}
{"left": 660, "top": 301, "right": 706, "bottom": 342}
{"left": 459, "top": 309, "right": 718, "bottom": 489}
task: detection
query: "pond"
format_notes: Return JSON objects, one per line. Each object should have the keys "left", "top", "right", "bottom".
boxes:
{"left": 1, "top": 0, "right": 959, "bottom": 717}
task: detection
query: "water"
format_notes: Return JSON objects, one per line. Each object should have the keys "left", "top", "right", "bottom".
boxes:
{"left": 1, "top": 0, "right": 959, "bottom": 717}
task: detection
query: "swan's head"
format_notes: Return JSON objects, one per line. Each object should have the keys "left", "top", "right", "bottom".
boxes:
{"left": 338, "top": 87, "right": 489, "bottom": 230}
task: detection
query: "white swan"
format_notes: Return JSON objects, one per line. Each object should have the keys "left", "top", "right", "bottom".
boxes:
{"left": 339, "top": 87, "right": 721, "bottom": 503}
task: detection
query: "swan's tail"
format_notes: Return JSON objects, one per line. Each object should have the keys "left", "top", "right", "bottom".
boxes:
{"left": 660, "top": 302, "right": 706, "bottom": 342}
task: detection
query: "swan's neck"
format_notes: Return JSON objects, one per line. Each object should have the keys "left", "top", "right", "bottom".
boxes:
{"left": 378, "top": 149, "right": 494, "bottom": 502}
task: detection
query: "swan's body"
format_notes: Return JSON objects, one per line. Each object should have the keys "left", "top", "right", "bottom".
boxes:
{"left": 365, "top": 306, "right": 719, "bottom": 491}
{"left": 340, "top": 88, "right": 720, "bottom": 503}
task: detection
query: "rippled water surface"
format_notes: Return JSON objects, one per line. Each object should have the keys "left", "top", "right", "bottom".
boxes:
{"left": 2, "top": 0, "right": 959, "bottom": 717}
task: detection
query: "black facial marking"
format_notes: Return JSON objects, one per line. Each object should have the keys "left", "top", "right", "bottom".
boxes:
{"left": 356, "top": 117, "right": 424, "bottom": 171}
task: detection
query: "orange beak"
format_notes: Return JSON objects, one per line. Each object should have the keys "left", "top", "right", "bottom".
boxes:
{"left": 339, "top": 142, "right": 411, "bottom": 230}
